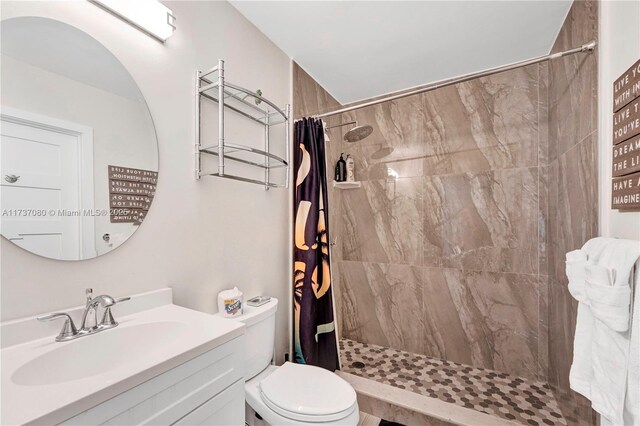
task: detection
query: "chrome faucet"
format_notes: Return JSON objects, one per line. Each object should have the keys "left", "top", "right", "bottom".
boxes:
{"left": 37, "top": 288, "right": 130, "bottom": 342}
{"left": 79, "top": 288, "right": 116, "bottom": 332}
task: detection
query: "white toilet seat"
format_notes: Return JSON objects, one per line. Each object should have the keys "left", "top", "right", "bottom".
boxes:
{"left": 245, "top": 365, "right": 359, "bottom": 425}
{"left": 260, "top": 390, "right": 357, "bottom": 423}
{"left": 258, "top": 362, "right": 357, "bottom": 422}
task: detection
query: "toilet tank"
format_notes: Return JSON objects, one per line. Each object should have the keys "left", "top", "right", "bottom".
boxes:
{"left": 217, "top": 298, "right": 278, "bottom": 380}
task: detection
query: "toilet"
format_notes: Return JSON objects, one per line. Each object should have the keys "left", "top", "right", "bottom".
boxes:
{"left": 219, "top": 298, "right": 359, "bottom": 425}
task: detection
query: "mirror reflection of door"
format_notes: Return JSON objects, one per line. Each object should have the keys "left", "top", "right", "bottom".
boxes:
{"left": 1, "top": 108, "right": 95, "bottom": 260}
{"left": 0, "top": 17, "right": 159, "bottom": 261}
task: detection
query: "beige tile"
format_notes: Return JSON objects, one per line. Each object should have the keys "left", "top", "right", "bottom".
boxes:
{"left": 422, "top": 65, "right": 539, "bottom": 176}
{"left": 548, "top": 0, "right": 598, "bottom": 161}
{"left": 539, "top": 164, "right": 550, "bottom": 278}
{"left": 538, "top": 62, "right": 550, "bottom": 167}
{"left": 423, "top": 168, "right": 538, "bottom": 274}
{"left": 548, "top": 279, "right": 577, "bottom": 392}
{"left": 338, "top": 261, "right": 426, "bottom": 354}
{"left": 554, "top": 133, "right": 599, "bottom": 284}
{"left": 545, "top": 3, "right": 598, "bottom": 422}
{"left": 538, "top": 275, "right": 549, "bottom": 381}
{"left": 341, "top": 95, "right": 425, "bottom": 181}
{"left": 546, "top": 0, "right": 599, "bottom": 415}
{"left": 422, "top": 268, "right": 539, "bottom": 379}
{"left": 342, "top": 177, "right": 423, "bottom": 265}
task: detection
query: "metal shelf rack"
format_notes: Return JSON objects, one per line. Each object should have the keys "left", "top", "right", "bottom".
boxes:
{"left": 195, "top": 59, "right": 290, "bottom": 189}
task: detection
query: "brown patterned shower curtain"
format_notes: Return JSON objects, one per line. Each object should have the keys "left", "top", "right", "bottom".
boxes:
{"left": 293, "top": 117, "right": 339, "bottom": 371}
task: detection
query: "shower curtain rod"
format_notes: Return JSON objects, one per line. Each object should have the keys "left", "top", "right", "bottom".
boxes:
{"left": 315, "top": 40, "right": 596, "bottom": 119}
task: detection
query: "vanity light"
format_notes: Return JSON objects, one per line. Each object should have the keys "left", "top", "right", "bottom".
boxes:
{"left": 90, "top": 0, "right": 176, "bottom": 42}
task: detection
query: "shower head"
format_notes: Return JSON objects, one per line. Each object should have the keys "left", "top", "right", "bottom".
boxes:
{"left": 344, "top": 124, "right": 373, "bottom": 143}
{"left": 371, "top": 146, "right": 394, "bottom": 159}
{"left": 326, "top": 121, "right": 374, "bottom": 143}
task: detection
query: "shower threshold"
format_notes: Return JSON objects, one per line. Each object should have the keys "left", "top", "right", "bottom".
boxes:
{"left": 339, "top": 339, "right": 567, "bottom": 426}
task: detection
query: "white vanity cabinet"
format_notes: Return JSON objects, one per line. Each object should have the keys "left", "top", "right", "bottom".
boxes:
{"left": 62, "top": 337, "right": 245, "bottom": 426}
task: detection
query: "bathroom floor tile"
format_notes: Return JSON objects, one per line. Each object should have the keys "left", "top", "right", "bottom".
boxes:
{"left": 340, "top": 339, "right": 566, "bottom": 426}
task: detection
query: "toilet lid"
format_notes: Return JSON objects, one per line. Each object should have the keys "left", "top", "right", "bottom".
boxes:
{"left": 259, "top": 362, "right": 357, "bottom": 422}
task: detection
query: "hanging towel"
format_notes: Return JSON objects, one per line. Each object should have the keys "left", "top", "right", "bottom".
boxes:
{"left": 585, "top": 265, "right": 629, "bottom": 332}
{"left": 586, "top": 263, "right": 627, "bottom": 423}
{"left": 567, "top": 249, "right": 589, "bottom": 302}
{"left": 568, "top": 237, "right": 640, "bottom": 425}
{"left": 567, "top": 249, "right": 593, "bottom": 398}
{"left": 623, "top": 264, "right": 640, "bottom": 426}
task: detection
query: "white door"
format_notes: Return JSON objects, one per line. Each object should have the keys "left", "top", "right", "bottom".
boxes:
{"left": 1, "top": 116, "right": 83, "bottom": 260}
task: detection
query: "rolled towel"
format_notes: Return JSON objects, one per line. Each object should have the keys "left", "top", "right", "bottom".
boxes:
{"left": 567, "top": 249, "right": 588, "bottom": 263}
{"left": 567, "top": 249, "right": 589, "bottom": 303}
{"left": 585, "top": 264, "right": 630, "bottom": 332}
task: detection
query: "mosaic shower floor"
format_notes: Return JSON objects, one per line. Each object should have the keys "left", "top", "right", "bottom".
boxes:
{"left": 339, "top": 339, "right": 567, "bottom": 426}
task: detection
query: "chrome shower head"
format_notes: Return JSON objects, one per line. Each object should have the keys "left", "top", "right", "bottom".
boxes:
{"left": 326, "top": 121, "right": 374, "bottom": 143}
{"left": 344, "top": 124, "right": 373, "bottom": 143}
{"left": 327, "top": 121, "right": 373, "bottom": 142}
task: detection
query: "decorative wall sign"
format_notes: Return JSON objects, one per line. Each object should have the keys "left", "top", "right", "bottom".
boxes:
{"left": 109, "top": 180, "right": 156, "bottom": 196}
{"left": 613, "top": 97, "right": 640, "bottom": 145}
{"left": 613, "top": 59, "right": 640, "bottom": 113}
{"left": 110, "top": 194, "right": 152, "bottom": 209}
{"left": 612, "top": 171, "right": 640, "bottom": 210}
{"left": 108, "top": 165, "right": 157, "bottom": 224}
{"left": 612, "top": 58, "right": 640, "bottom": 212}
{"left": 110, "top": 208, "right": 147, "bottom": 224}
{"left": 612, "top": 135, "right": 640, "bottom": 177}
{"left": 108, "top": 166, "right": 158, "bottom": 184}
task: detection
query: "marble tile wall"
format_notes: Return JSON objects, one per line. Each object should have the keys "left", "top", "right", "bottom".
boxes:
{"left": 547, "top": 1, "right": 599, "bottom": 424}
{"left": 331, "top": 64, "right": 548, "bottom": 382}
{"left": 294, "top": 59, "right": 548, "bottom": 379}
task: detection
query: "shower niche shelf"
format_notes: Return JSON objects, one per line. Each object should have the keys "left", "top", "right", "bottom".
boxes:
{"left": 195, "top": 59, "right": 290, "bottom": 189}
{"left": 333, "top": 181, "right": 361, "bottom": 189}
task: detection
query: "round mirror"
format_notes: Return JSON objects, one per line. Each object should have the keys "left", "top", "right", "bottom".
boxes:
{"left": 0, "top": 17, "right": 159, "bottom": 260}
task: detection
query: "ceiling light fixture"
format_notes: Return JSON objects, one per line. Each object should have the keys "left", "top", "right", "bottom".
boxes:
{"left": 90, "top": 0, "right": 176, "bottom": 42}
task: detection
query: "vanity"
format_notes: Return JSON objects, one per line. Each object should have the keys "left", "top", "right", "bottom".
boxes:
{"left": 0, "top": 289, "right": 246, "bottom": 425}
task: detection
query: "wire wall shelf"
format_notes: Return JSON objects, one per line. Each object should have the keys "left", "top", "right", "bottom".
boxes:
{"left": 195, "top": 59, "right": 290, "bottom": 189}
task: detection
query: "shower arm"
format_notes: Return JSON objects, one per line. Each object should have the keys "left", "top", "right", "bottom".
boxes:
{"left": 326, "top": 121, "right": 357, "bottom": 130}
{"left": 314, "top": 40, "right": 597, "bottom": 119}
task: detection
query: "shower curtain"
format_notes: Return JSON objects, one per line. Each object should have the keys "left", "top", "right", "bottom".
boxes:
{"left": 293, "top": 117, "right": 339, "bottom": 371}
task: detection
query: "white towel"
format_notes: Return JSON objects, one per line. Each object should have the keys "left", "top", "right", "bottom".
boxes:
{"left": 567, "top": 249, "right": 593, "bottom": 398}
{"left": 586, "top": 264, "right": 627, "bottom": 423}
{"left": 567, "top": 249, "right": 589, "bottom": 303}
{"left": 586, "top": 265, "right": 629, "bottom": 332}
{"left": 568, "top": 237, "right": 640, "bottom": 425}
{"left": 623, "top": 263, "right": 640, "bottom": 426}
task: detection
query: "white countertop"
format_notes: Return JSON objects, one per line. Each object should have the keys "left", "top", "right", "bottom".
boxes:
{"left": 1, "top": 303, "right": 244, "bottom": 425}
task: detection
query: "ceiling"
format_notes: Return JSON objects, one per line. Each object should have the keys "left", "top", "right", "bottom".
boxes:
{"left": 231, "top": 1, "right": 573, "bottom": 104}
{"left": 1, "top": 16, "right": 142, "bottom": 101}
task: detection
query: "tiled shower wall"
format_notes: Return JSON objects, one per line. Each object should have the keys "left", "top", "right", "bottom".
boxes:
{"left": 547, "top": 1, "right": 598, "bottom": 424}
{"left": 294, "top": 61, "right": 549, "bottom": 381}
{"left": 341, "top": 69, "right": 552, "bottom": 383}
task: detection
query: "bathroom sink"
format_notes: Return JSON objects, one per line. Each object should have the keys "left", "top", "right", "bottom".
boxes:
{"left": 1, "top": 302, "right": 245, "bottom": 426}
{"left": 11, "top": 321, "right": 187, "bottom": 386}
